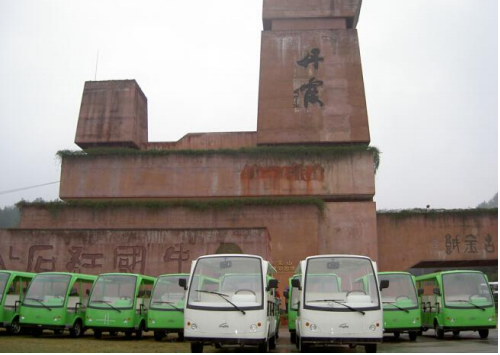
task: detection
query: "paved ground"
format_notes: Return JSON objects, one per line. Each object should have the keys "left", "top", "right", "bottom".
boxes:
{"left": 0, "top": 328, "right": 497, "bottom": 353}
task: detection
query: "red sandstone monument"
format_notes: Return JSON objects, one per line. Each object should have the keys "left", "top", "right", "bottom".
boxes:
{"left": 0, "top": 0, "right": 497, "bottom": 286}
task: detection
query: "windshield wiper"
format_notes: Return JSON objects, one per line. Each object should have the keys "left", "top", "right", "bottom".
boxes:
{"left": 195, "top": 290, "right": 246, "bottom": 315}
{"left": 453, "top": 300, "right": 486, "bottom": 311}
{"left": 92, "top": 300, "right": 122, "bottom": 313}
{"left": 152, "top": 301, "right": 184, "bottom": 313}
{"left": 309, "top": 299, "right": 366, "bottom": 315}
{"left": 25, "top": 298, "right": 52, "bottom": 311}
{"left": 383, "top": 302, "right": 410, "bottom": 313}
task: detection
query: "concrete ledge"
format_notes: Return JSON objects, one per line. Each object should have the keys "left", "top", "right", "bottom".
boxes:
{"left": 59, "top": 151, "right": 375, "bottom": 200}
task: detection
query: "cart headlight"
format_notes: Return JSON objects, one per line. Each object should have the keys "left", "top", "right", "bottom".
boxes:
{"left": 150, "top": 319, "right": 156, "bottom": 324}
{"left": 191, "top": 323, "right": 198, "bottom": 331}
{"left": 124, "top": 318, "right": 131, "bottom": 324}
{"left": 250, "top": 324, "right": 257, "bottom": 332}
{"left": 488, "top": 318, "right": 493, "bottom": 322}
{"left": 369, "top": 325, "right": 377, "bottom": 331}
{"left": 309, "top": 323, "right": 317, "bottom": 331}
{"left": 21, "top": 316, "right": 25, "bottom": 320}
{"left": 53, "top": 316, "right": 61, "bottom": 322}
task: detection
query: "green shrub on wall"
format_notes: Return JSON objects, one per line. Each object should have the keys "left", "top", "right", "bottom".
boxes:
{"left": 57, "top": 145, "right": 381, "bottom": 173}
{"left": 378, "top": 208, "right": 498, "bottom": 219}
{"left": 16, "top": 197, "right": 326, "bottom": 214}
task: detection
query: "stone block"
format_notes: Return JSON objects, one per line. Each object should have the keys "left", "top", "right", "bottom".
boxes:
{"left": 257, "top": 30, "right": 369, "bottom": 145}
{"left": 263, "top": 0, "right": 362, "bottom": 29}
{"left": 59, "top": 152, "right": 375, "bottom": 200}
{"left": 75, "top": 80, "right": 148, "bottom": 149}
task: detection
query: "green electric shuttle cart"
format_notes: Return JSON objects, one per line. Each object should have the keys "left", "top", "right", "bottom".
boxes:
{"left": 0, "top": 270, "right": 36, "bottom": 335}
{"left": 148, "top": 273, "right": 189, "bottom": 341}
{"left": 416, "top": 270, "right": 496, "bottom": 339}
{"left": 379, "top": 272, "right": 421, "bottom": 340}
{"left": 284, "top": 274, "right": 300, "bottom": 344}
{"left": 85, "top": 272, "right": 156, "bottom": 339}
{"left": 20, "top": 272, "right": 97, "bottom": 337}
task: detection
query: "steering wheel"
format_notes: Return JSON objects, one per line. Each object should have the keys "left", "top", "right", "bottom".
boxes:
{"left": 396, "top": 295, "right": 410, "bottom": 301}
{"left": 235, "top": 289, "right": 256, "bottom": 296}
{"left": 346, "top": 290, "right": 366, "bottom": 296}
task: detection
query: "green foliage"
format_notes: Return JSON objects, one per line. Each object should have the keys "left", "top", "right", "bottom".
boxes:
{"left": 0, "top": 205, "right": 20, "bottom": 228}
{"left": 477, "top": 193, "right": 498, "bottom": 209}
{"left": 16, "top": 197, "right": 325, "bottom": 214}
{"left": 57, "top": 145, "right": 381, "bottom": 172}
{"left": 377, "top": 208, "right": 498, "bottom": 219}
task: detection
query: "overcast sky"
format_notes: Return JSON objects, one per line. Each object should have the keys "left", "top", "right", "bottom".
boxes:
{"left": 0, "top": 0, "right": 497, "bottom": 210}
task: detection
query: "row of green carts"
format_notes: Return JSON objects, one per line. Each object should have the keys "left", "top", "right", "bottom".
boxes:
{"left": 0, "top": 271, "right": 188, "bottom": 340}
{"left": 285, "top": 270, "right": 497, "bottom": 343}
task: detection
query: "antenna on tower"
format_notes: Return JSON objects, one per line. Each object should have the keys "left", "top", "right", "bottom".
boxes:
{"left": 94, "top": 49, "right": 99, "bottom": 81}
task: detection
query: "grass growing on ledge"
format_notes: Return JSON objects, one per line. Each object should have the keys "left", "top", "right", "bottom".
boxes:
{"left": 377, "top": 208, "right": 498, "bottom": 218}
{"left": 16, "top": 197, "right": 326, "bottom": 214}
{"left": 57, "top": 145, "right": 381, "bottom": 172}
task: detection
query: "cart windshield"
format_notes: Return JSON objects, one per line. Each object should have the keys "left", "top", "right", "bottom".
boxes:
{"left": 380, "top": 273, "right": 418, "bottom": 310}
{"left": 0, "top": 272, "right": 9, "bottom": 304}
{"left": 24, "top": 274, "right": 71, "bottom": 308}
{"left": 151, "top": 275, "right": 186, "bottom": 310}
{"left": 89, "top": 275, "right": 137, "bottom": 309}
{"left": 187, "top": 256, "right": 264, "bottom": 311}
{"left": 443, "top": 273, "right": 493, "bottom": 308}
{"left": 304, "top": 257, "right": 380, "bottom": 311}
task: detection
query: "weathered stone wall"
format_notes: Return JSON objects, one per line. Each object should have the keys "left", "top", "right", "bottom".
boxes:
{"left": 377, "top": 212, "right": 498, "bottom": 272}
{"left": 145, "top": 132, "right": 258, "bottom": 151}
{"left": 16, "top": 202, "right": 378, "bottom": 287}
{"left": 59, "top": 153, "right": 375, "bottom": 200}
{"left": 0, "top": 228, "right": 270, "bottom": 276}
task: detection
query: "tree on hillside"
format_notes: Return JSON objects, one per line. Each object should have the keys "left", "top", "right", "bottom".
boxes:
{"left": 477, "top": 193, "right": 498, "bottom": 209}
{"left": 0, "top": 205, "right": 20, "bottom": 228}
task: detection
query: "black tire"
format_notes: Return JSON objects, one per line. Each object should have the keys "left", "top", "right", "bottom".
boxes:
{"left": 393, "top": 331, "right": 400, "bottom": 339}
{"left": 290, "top": 331, "right": 296, "bottom": 344}
{"left": 365, "top": 344, "right": 377, "bottom": 353}
{"left": 191, "top": 342, "right": 204, "bottom": 353}
{"left": 452, "top": 330, "right": 460, "bottom": 336}
{"left": 69, "top": 321, "right": 82, "bottom": 338}
{"left": 32, "top": 328, "right": 43, "bottom": 338}
{"left": 298, "top": 336, "right": 308, "bottom": 353}
{"left": 177, "top": 331, "right": 184, "bottom": 341}
{"left": 6, "top": 318, "right": 22, "bottom": 335}
{"left": 409, "top": 331, "right": 417, "bottom": 341}
{"left": 258, "top": 339, "right": 269, "bottom": 353}
{"left": 154, "top": 331, "right": 164, "bottom": 341}
{"left": 135, "top": 322, "right": 144, "bottom": 340}
{"left": 479, "top": 329, "right": 489, "bottom": 339}
{"left": 435, "top": 324, "right": 444, "bottom": 339}
{"left": 93, "top": 329, "right": 102, "bottom": 339}
{"left": 269, "top": 335, "right": 276, "bottom": 350}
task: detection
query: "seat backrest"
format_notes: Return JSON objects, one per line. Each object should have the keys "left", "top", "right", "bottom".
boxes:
{"left": 67, "top": 296, "right": 80, "bottom": 309}
{"left": 5, "top": 294, "right": 20, "bottom": 307}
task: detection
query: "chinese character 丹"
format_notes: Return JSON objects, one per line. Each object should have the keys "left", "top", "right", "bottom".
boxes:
{"left": 445, "top": 235, "right": 460, "bottom": 255}
{"left": 297, "top": 48, "right": 324, "bottom": 70}
{"left": 294, "top": 77, "right": 324, "bottom": 109}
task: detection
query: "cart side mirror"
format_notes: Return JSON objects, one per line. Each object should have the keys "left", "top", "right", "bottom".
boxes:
{"left": 379, "top": 280, "right": 390, "bottom": 291}
{"left": 291, "top": 278, "right": 301, "bottom": 290}
{"left": 179, "top": 278, "right": 187, "bottom": 290}
{"left": 267, "top": 279, "right": 278, "bottom": 291}
{"left": 433, "top": 288, "right": 441, "bottom": 296}
{"left": 418, "top": 288, "right": 424, "bottom": 296}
